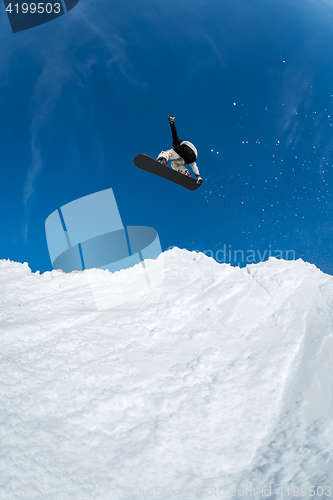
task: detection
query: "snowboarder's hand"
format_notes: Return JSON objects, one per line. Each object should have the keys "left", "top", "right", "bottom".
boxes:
{"left": 196, "top": 175, "right": 202, "bottom": 185}
{"left": 168, "top": 116, "right": 175, "bottom": 123}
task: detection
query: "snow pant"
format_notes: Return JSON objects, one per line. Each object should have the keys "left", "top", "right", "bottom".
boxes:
{"left": 158, "top": 149, "right": 189, "bottom": 174}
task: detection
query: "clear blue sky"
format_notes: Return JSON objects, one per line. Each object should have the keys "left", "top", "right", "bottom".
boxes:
{"left": 1, "top": 0, "right": 333, "bottom": 273}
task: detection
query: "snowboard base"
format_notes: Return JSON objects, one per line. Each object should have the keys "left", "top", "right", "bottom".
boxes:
{"left": 134, "top": 154, "right": 201, "bottom": 191}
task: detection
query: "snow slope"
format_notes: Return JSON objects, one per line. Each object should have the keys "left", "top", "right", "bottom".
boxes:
{"left": 0, "top": 248, "right": 332, "bottom": 499}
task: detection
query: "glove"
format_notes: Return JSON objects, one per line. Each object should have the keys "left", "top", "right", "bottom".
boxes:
{"left": 196, "top": 175, "right": 202, "bottom": 184}
{"left": 168, "top": 116, "right": 175, "bottom": 123}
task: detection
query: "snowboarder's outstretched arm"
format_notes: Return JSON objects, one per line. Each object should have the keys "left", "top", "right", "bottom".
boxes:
{"left": 169, "top": 117, "right": 181, "bottom": 148}
{"left": 167, "top": 116, "right": 202, "bottom": 184}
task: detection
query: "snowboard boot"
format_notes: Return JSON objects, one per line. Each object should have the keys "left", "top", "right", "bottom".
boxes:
{"left": 182, "top": 169, "right": 191, "bottom": 177}
{"left": 156, "top": 157, "right": 167, "bottom": 165}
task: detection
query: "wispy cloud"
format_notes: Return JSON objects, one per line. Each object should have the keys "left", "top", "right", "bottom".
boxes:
{"left": 279, "top": 68, "right": 313, "bottom": 148}
{"left": 0, "top": 0, "right": 149, "bottom": 242}
{"left": 22, "top": 3, "right": 139, "bottom": 205}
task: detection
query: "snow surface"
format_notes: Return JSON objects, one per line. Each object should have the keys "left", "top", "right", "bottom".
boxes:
{"left": 0, "top": 248, "right": 333, "bottom": 499}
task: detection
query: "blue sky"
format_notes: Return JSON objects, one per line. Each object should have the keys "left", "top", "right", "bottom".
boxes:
{"left": 1, "top": 0, "right": 333, "bottom": 274}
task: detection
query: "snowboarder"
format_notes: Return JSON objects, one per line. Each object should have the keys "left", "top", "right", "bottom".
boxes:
{"left": 157, "top": 117, "right": 202, "bottom": 184}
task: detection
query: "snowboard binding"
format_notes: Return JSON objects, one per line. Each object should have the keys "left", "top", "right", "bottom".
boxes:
{"left": 156, "top": 157, "right": 167, "bottom": 165}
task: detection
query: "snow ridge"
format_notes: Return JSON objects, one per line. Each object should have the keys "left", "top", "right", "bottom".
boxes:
{"left": 0, "top": 249, "right": 332, "bottom": 499}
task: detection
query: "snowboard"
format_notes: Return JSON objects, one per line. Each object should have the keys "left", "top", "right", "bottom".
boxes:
{"left": 133, "top": 154, "right": 202, "bottom": 191}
